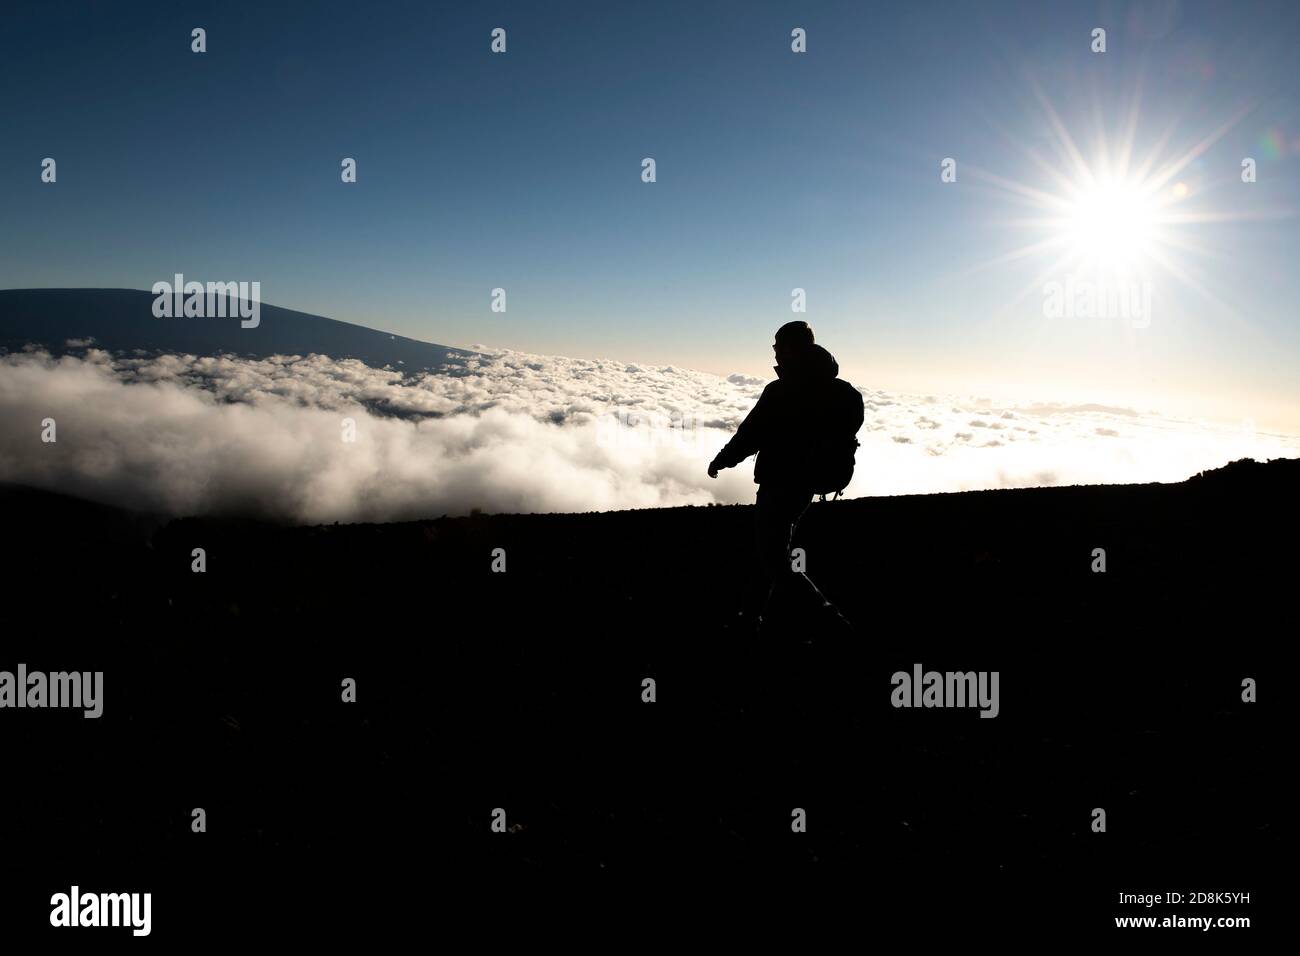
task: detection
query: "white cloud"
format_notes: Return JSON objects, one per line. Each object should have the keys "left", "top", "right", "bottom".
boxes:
{"left": 1, "top": 345, "right": 1296, "bottom": 522}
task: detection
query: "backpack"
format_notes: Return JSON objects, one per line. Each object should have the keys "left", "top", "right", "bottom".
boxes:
{"left": 807, "top": 381, "right": 864, "bottom": 498}
{"left": 808, "top": 435, "right": 860, "bottom": 497}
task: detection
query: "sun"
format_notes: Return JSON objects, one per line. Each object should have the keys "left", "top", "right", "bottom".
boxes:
{"left": 1063, "top": 176, "right": 1158, "bottom": 271}
{"left": 952, "top": 81, "right": 1266, "bottom": 318}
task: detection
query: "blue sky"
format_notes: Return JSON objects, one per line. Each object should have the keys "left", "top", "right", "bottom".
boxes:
{"left": 2, "top": 0, "right": 1298, "bottom": 430}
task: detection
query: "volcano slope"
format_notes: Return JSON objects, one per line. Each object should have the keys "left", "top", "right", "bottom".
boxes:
{"left": 0, "top": 457, "right": 1288, "bottom": 935}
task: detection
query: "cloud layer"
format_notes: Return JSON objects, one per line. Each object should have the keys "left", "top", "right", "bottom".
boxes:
{"left": 1, "top": 343, "right": 1296, "bottom": 523}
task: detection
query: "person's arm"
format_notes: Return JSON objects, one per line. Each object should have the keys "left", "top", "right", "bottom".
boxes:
{"left": 709, "top": 384, "right": 774, "bottom": 476}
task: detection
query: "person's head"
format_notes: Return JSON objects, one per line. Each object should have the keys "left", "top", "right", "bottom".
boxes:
{"left": 773, "top": 320, "right": 814, "bottom": 366}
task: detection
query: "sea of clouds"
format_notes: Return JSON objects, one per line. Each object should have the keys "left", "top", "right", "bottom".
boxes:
{"left": 1, "top": 342, "right": 1295, "bottom": 523}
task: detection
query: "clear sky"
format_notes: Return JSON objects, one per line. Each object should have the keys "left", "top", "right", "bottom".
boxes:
{"left": 2, "top": 0, "right": 1298, "bottom": 431}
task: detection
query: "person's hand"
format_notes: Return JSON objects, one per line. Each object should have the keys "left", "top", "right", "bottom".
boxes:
{"left": 707, "top": 460, "right": 720, "bottom": 479}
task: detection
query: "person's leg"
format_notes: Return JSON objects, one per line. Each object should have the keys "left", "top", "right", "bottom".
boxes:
{"left": 738, "top": 484, "right": 781, "bottom": 622}
{"left": 750, "top": 484, "right": 814, "bottom": 621}
{"left": 784, "top": 495, "right": 857, "bottom": 637}
{"left": 745, "top": 486, "right": 856, "bottom": 640}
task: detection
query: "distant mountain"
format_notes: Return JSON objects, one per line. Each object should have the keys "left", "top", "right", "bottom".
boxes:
{"left": 0, "top": 288, "right": 476, "bottom": 372}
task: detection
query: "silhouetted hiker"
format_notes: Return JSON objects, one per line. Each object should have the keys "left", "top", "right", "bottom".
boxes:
{"left": 708, "top": 321, "right": 865, "bottom": 637}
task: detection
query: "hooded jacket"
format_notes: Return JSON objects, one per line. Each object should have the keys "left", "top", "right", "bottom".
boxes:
{"left": 711, "top": 343, "right": 865, "bottom": 487}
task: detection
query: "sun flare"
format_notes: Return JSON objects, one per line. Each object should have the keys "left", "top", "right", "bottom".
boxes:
{"left": 959, "top": 83, "right": 1267, "bottom": 318}
{"left": 1063, "top": 177, "right": 1158, "bottom": 271}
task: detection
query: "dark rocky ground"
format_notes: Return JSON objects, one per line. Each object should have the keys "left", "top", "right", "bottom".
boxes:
{"left": 0, "top": 457, "right": 1288, "bottom": 940}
